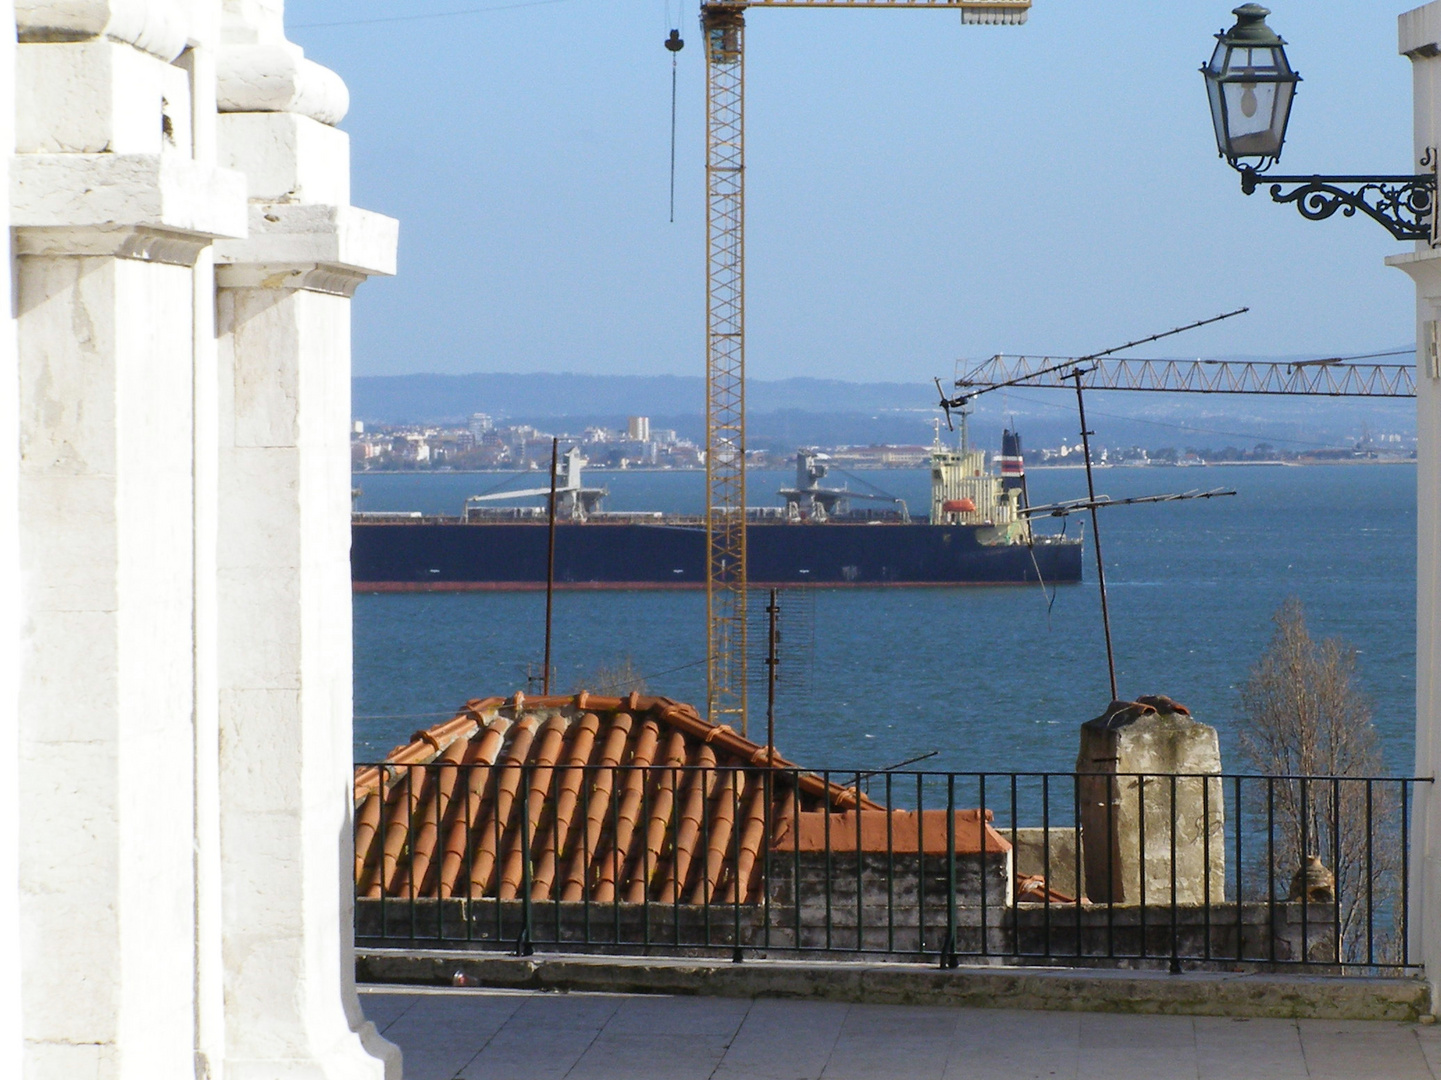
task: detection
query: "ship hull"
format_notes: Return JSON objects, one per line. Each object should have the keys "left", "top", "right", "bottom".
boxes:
{"left": 352, "top": 521, "right": 1083, "bottom": 591}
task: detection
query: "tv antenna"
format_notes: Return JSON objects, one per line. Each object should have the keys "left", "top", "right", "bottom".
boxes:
{"left": 936, "top": 308, "right": 1249, "bottom": 700}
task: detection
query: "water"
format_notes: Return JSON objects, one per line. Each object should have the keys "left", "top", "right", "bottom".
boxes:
{"left": 353, "top": 464, "right": 1416, "bottom": 778}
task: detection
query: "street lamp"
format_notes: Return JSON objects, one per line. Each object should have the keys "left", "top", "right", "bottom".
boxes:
{"left": 1203, "top": 4, "right": 1437, "bottom": 243}
{"left": 1202, "top": 3, "right": 1299, "bottom": 171}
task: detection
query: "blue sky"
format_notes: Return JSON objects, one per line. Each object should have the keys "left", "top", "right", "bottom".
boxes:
{"left": 288, "top": 1, "right": 1418, "bottom": 381}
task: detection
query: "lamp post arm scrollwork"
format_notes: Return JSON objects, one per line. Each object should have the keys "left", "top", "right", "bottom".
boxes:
{"left": 1238, "top": 151, "right": 1439, "bottom": 244}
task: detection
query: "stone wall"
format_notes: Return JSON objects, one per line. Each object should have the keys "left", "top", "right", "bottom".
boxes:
{"left": 7, "top": 3, "right": 399, "bottom": 1076}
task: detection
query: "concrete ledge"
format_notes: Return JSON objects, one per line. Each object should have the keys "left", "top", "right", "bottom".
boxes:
{"left": 356, "top": 950, "right": 1430, "bottom": 1022}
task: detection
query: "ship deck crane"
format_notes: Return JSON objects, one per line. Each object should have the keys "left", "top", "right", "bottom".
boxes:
{"left": 698, "top": 0, "right": 1033, "bottom": 729}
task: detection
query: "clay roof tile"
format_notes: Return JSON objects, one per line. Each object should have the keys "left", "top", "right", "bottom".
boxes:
{"left": 357, "top": 690, "right": 995, "bottom": 907}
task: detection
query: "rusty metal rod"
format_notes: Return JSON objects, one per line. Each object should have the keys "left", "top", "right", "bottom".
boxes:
{"left": 543, "top": 437, "right": 558, "bottom": 695}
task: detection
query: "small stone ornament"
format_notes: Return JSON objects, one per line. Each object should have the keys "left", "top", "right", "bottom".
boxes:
{"left": 1288, "top": 855, "right": 1336, "bottom": 904}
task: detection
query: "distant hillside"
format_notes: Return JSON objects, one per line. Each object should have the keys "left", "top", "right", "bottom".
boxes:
{"left": 352, "top": 372, "right": 929, "bottom": 424}
{"left": 352, "top": 366, "right": 1418, "bottom": 454}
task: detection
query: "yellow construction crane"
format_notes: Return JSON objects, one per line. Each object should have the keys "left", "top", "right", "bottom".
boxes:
{"left": 698, "top": 0, "right": 1033, "bottom": 729}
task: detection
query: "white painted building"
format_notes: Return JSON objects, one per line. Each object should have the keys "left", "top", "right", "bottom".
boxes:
{"left": 2, "top": 1, "right": 400, "bottom": 1076}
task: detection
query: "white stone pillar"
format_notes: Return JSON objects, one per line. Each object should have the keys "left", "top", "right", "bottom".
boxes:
{"left": 11, "top": 4, "right": 247, "bottom": 1075}
{"left": 1394, "top": 0, "right": 1441, "bottom": 1009}
{"left": 212, "top": 5, "right": 399, "bottom": 1074}
{"left": 0, "top": 5, "right": 20, "bottom": 1079}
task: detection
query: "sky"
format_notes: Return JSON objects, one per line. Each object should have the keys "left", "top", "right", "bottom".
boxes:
{"left": 287, "top": 1, "right": 1420, "bottom": 382}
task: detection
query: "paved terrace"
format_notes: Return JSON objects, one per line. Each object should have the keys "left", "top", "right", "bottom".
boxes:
{"left": 363, "top": 986, "right": 1441, "bottom": 1080}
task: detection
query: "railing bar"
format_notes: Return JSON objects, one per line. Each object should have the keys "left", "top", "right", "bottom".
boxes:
{"left": 520, "top": 764, "right": 534, "bottom": 954}
{"left": 1267, "top": 776, "right": 1275, "bottom": 964}
{"left": 435, "top": 764, "right": 444, "bottom": 942}
{"left": 581, "top": 764, "right": 592, "bottom": 948}
{"left": 1301, "top": 778, "right": 1309, "bottom": 966}
{"left": 917, "top": 774, "right": 926, "bottom": 957}
{"left": 978, "top": 773, "right": 987, "bottom": 959}
{"left": 1138, "top": 772, "right": 1146, "bottom": 960}
{"left": 886, "top": 772, "right": 895, "bottom": 955}
{"left": 1332, "top": 776, "right": 1341, "bottom": 967}
{"left": 824, "top": 770, "right": 833, "bottom": 953}
{"left": 673, "top": 765, "right": 681, "bottom": 950}
{"left": 1202, "top": 771, "right": 1211, "bottom": 961}
{"left": 553, "top": 763, "right": 562, "bottom": 949}
{"left": 793, "top": 769, "right": 802, "bottom": 955}
{"left": 1170, "top": 773, "right": 1178, "bottom": 970}
{"left": 855, "top": 770, "right": 864, "bottom": 955}
{"left": 702, "top": 765, "right": 713, "bottom": 947}
{"left": 1234, "top": 776, "right": 1243, "bottom": 964}
{"left": 947, "top": 775, "right": 957, "bottom": 964}
{"left": 1106, "top": 771, "right": 1114, "bottom": 959}
{"left": 1072, "top": 772, "right": 1083, "bottom": 957}
{"left": 1402, "top": 779, "right": 1411, "bottom": 968}
{"left": 613, "top": 765, "right": 622, "bottom": 947}
{"left": 1042, "top": 774, "right": 1051, "bottom": 960}
{"left": 734, "top": 767, "right": 744, "bottom": 960}
{"left": 1365, "top": 779, "right": 1374, "bottom": 967}
{"left": 408, "top": 768, "right": 417, "bottom": 943}
{"left": 1010, "top": 774, "right": 1020, "bottom": 958}
{"left": 494, "top": 765, "right": 504, "bottom": 946}
{"left": 763, "top": 769, "right": 772, "bottom": 953}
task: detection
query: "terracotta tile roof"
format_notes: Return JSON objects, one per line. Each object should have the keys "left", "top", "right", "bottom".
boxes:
{"left": 354, "top": 692, "right": 1009, "bottom": 906}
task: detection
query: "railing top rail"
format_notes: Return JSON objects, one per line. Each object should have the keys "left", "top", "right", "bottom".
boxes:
{"left": 354, "top": 760, "right": 1429, "bottom": 784}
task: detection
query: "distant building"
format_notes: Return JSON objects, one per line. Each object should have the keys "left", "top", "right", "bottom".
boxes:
{"left": 627, "top": 415, "right": 651, "bottom": 442}
{"left": 469, "top": 413, "right": 493, "bottom": 438}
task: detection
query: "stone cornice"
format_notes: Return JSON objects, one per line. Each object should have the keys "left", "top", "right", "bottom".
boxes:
{"left": 14, "top": 225, "right": 214, "bottom": 266}
{"left": 1388, "top": 249, "right": 1441, "bottom": 300}
{"left": 17, "top": 0, "right": 192, "bottom": 62}
{"left": 215, "top": 203, "right": 398, "bottom": 295}
{"left": 12, "top": 153, "right": 248, "bottom": 241}
{"left": 216, "top": 43, "right": 349, "bottom": 126}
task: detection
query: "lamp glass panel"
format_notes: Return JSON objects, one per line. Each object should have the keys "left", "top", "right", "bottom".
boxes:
{"left": 1223, "top": 79, "right": 1278, "bottom": 145}
{"left": 1225, "top": 45, "right": 1289, "bottom": 76}
{"left": 1266, "top": 79, "right": 1295, "bottom": 149}
{"left": 1206, "top": 76, "right": 1229, "bottom": 154}
{"left": 1207, "top": 41, "right": 1227, "bottom": 75}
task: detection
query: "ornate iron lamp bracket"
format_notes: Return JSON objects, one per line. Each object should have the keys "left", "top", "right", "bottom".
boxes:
{"left": 1239, "top": 150, "right": 1440, "bottom": 244}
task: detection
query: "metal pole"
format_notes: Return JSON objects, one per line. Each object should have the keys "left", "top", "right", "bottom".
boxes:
{"left": 766, "top": 588, "right": 778, "bottom": 763}
{"left": 543, "top": 437, "right": 558, "bottom": 695}
{"left": 1072, "top": 372, "right": 1117, "bottom": 700}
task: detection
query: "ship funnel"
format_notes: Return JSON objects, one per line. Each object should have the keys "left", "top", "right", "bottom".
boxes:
{"left": 1000, "top": 428, "right": 1028, "bottom": 507}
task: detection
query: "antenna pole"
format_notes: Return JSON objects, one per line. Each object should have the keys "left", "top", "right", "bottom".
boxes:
{"left": 1078, "top": 307, "right": 1249, "bottom": 364}
{"left": 543, "top": 437, "right": 559, "bottom": 695}
{"left": 1072, "top": 372, "right": 1117, "bottom": 701}
{"left": 766, "top": 589, "right": 778, "bottom": 763}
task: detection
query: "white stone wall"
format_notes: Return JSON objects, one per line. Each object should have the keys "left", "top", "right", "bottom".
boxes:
{"left": 7, "top": 2, "right": 398, "bottom": 1076}
{"left": 1396, "top": 0, "right": 1441, "bottom": 1012}
{"left": 1, "top": 7, "right": 20, "bottom": 1080}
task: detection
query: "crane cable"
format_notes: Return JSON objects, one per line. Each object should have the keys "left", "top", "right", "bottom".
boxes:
{"left": 665, "top": 24, "right": 684, "bottom": 222}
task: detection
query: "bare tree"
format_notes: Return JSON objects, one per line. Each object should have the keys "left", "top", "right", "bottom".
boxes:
{"left": 1237, "top": 597, "right": 1400, "bottom": 963}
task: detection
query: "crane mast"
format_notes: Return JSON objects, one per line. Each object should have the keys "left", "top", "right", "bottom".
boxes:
{"left": 697, "top": 0, "right": 1032, "bottom": 729}
{"left": 702, "top": 4, "right": 748, "bottom": 727}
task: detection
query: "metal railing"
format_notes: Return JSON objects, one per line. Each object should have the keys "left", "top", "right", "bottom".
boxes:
{"left": 353, "top": 764, "right": 1424, "bottom": 973}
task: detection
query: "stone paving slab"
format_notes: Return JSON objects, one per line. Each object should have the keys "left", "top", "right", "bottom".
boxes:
{"left": 361, "top": 986, "right": 1441, "bottom": 1080}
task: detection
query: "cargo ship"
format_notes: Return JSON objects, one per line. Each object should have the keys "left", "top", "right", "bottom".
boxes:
{"left": 352, "top": 429, "right": 1083, "bottom": 590}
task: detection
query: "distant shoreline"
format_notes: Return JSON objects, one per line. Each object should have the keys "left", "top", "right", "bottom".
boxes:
{"left": 354, "top": 458, "right": 1416, "bottom": 477}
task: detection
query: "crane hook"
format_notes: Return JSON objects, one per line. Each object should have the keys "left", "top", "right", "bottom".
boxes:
{"left": 665, "top": 28, "right": 684, "bottom": 52}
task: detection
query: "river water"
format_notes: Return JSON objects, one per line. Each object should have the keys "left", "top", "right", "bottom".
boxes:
{"left": 353, "top": 464, "right": 1416, "bottom": 777}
